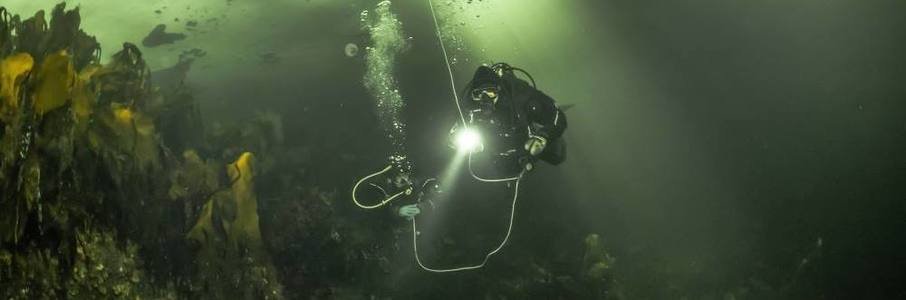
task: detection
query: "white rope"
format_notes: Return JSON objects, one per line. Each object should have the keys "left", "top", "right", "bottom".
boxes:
{"left": 352, "top": 165, "right": 410, "bottom": 209}
{"left": 467, "top": 152, "right": 523, "bottom": 183}
{"left": 427, "top": 0, "right": 467, "bottom": 126}
{"left": 427, "top": 0, "right": 524, "bottom": 184}
{"left": 412, "top": 177, "right": 521, "bottom": 272}
{"left": 408, "top": 0, "right": 523, "bottom": 272}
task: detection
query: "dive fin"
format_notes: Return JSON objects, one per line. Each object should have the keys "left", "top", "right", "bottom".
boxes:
{"left": 558, "top": 104, "right": 576, "bottom": 111}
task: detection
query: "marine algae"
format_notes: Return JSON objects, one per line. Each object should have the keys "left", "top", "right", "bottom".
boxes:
{"left": 0, "top": 52, "right": 33, "bottom": 119}
{"left": 0, "top": 5, "right": 186, "bottom": 298}
{"left": 186, "top": 152, "right": 263, "bottom": 255}
{"left": 71, "top": 64, "right": 100, "bottom": 121}
{"left": 33, "top": 50, "right": 75, "bottom": 116}
{"left": 583, "top": 233, "right": 616, "bottom": 280}
{"left": 187, "top": 152, "right": 284, "bottom": 299}
{"left": 168, "top": 149, "right": 220, "bottom": 201}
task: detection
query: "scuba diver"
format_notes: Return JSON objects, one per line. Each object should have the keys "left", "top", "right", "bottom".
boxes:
{"left": 350, "top": 0, "right": 572, "bottom": 274}
{"left": 351, "top": 62, "right": 568, "bottom": 272}
{"left": 457, "top": 63, "right": 566, "bottom": 170}
{"left": 396, "top": 62, "right": 568, "bottom": 220}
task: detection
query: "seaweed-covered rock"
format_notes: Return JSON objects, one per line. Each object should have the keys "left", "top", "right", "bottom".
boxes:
{"left": 65, "top": 228, "right": 177, "bottom": 299}
{"left": 169, "top": 149, "right": 220, "bottom": 202}
{"left": 0, "top": 228, "right": 179, "bottom": 299}
{"left": 1, "top": 248, "right": 62, "bottom": 299}
{"left": 0, "top": 4, "right": 196, "bottom": 298}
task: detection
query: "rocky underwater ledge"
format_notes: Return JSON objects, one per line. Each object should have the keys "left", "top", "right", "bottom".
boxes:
{"left": 0, "top": 3, "right": 299, "bottom": 298}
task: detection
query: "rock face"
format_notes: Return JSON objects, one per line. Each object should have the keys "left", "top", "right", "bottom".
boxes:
{"left": 141, "top": 24, "right": 186, "bottom": 48}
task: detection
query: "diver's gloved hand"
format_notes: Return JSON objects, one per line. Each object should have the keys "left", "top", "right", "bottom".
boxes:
{"left": 398, "top": 204, "right": 421, "bottom": 220}
{"left": 524, "top": 135, "right": 548, "bottom": 156}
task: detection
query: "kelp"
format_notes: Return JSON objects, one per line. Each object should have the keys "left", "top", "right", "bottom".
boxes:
{"left": 45, "top": 4, "right": 100, "bottom": 71}
{"left": 187, "top": 152, "right": 284, "bottom": 299}
{"left": 33, "top": 50, "right": 75, "bottom": 116}
{"left": 168, "top": 150, "right": 220, "bottom": 202}
{"left": 87, "top": 102, "right": 162, "bottom": 176}
{"left": 0, "top": 4, "right": 201, "bottom": 298}
{"left": 93, "top": 42, "right": 150, "bottom": 108}
{"left": 0, "top": 0, "right": 128, "bottom": 256}
{"left": 0, "top": 8, "right": 16, "bottom": 56}
{"left": 14, "top": 10, "right": 46, "bottom": 60}
{"left": 187, "top": 153, "right": 263, "bottom": 250}
{"left": 6, "top": 3, "right": 99, "bottom": 68}
{"left": 0, "top": 52, "right": 32, "bottom": 120}
{"left": 583, "top": 233, "right": 616, "bottom": 281}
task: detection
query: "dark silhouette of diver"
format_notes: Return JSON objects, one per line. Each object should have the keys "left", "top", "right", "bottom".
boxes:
{"left": 457, "top": 63, "right": 567, "bottom": 170}
{"left": 396, "top": 62, "right": 568, "bottom": 219}
{"left": 350, "top": 62, "right": 569, "bottom": 271}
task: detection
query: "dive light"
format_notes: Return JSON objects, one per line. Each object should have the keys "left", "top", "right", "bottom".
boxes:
{"left": 455, "top": 127, "right": 483, "bottom": 152}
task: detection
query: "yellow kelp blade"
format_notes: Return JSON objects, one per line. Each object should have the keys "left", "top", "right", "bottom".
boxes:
{"left": 0, "top": 53, "right": 35, "bottom": 119}
{"left": 111, "top": 104, "right": 161, "bottom": 171}
{"left": 187, "top": 152, "right": 263, "bottom": 252}
{"left": 34, "top": 50, "right": 76, "bottom": 116}
{"left": 71, "top": 64, "right": 101, "bottom": 122}
{"left": 227, "top": 152, "right": 262, "bottom": 247}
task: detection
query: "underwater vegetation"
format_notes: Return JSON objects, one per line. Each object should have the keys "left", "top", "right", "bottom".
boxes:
{"left": 0, "top": 4, "right": 283, "bottom": 299}
{"left": 0, "top": 3, "right": 180, "bottom": 298}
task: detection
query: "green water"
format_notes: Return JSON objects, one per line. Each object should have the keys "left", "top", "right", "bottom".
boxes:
{"left": 1, "top": 0, "right": 905, "bottom": 299}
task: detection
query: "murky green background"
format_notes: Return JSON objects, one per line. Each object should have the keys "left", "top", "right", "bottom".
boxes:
{"left": 4, "top": 0, "right": 906, "bottom": 298}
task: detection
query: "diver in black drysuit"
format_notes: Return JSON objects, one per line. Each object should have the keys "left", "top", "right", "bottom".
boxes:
{"left": 393, "top": 63, "right": 568, "bottom": 219}
{"left": 456, "top": 63, "right": 567, "bottom": 173}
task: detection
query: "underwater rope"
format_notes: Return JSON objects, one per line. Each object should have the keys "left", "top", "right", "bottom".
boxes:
{"left": 427, "top": 0, "right": 466, "bottom": 127}
{"left": 467, "top": 152, "right": 523, "bottom": 183}
{"left": 412, "top": 176, "right": 521, "bottom": 272}
{"left": 427, "top": 0, "right": 523, "bottom": 184}
{"left": 406, "top": 0, "right": 523, "bottom": 273}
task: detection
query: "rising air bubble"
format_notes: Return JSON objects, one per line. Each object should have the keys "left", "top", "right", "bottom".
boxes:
{"left": 344, "top": 43, "right": 359, "bottom": 57}
{"left": 362, "top": 1, "right": 410, "bottom": 164}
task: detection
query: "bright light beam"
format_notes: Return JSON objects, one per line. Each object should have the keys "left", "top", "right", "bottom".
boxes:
{"left": 454, "top": 127, "right": 483, "bottom": 153}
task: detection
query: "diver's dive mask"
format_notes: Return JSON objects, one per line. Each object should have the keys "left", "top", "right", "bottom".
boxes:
{"left": 471, "top": 86, "right": 499, "bottom": 102}
{"left": 471, "top": 86, "right": 500, "bottom": 115}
